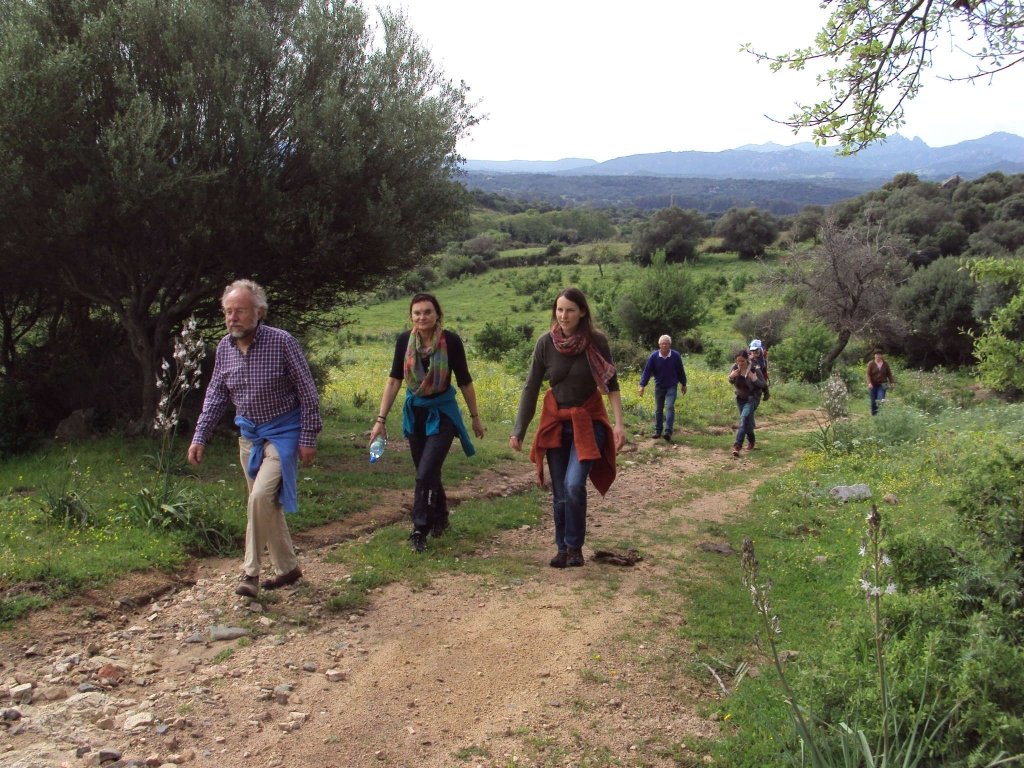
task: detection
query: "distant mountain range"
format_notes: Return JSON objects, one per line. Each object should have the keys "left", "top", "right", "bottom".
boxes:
{"left": 462, "top": 132, "right": 1024, "bottom": 181}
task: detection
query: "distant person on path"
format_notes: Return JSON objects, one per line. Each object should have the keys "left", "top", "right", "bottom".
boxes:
{"left": 369, "top": 293, "right": 485, "bottom": 553}
{"left": 866, "top": 348, "right": 895, "bottom": 416}
{"left": 728, "top": 348, "right": 767, "bottom": 456}
{"left": 188, "top": 279, "right": 321, "bottom": 598}
{"left": 638, "top": 334, "right": 687, "bottom": 442}
{"left": 748, "top": 338, "right": 769, "bottom": 400}
{"left": 510, "top": 287, "right": 626, "bottom": 568}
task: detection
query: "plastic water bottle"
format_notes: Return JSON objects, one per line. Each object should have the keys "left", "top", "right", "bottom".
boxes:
{"left": 369, "top": 436, "right": 386, "bottom": 463}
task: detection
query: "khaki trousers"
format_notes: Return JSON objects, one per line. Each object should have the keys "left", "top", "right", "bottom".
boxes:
{"left": 238, "top": 437, "right": 298, "bottom": 578}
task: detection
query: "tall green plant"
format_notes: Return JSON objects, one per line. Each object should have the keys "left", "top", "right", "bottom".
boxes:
{"left": 968, "top": 258, "right": 1024, "bottom": 395}
{"left": 741, "top": 508, "right": 1022, "bottom": 768}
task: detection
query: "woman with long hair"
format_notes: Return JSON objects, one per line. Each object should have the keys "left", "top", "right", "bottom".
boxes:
{"left": 369, "top": 293, "right": 485, "bottom": 552}
{"left": 509, "top": 287, "right": 626, "bottom": 567}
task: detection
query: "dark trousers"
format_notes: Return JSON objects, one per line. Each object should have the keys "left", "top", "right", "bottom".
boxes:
{"left": 407, "top": 410, "right": 456, "bottom": 533}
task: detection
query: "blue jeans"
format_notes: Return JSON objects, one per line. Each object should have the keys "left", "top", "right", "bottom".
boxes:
{"left": 546, "top": 420, "right": 607, "bottom": 552}
{"left": 869, "top": 384, "right": 887, "bottom": 416}
{"left": 735, "top": 396, "right": 760, "bottom": 447}
{"left": 653, "top": 385, "right": 678, "bottom": 435}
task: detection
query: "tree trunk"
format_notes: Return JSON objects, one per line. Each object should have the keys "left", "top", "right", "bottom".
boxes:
{"left": 821, "top": 328, "right": 852, "bottom": 377}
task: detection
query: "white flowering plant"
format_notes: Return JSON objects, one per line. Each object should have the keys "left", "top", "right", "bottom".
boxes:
{"left": 132, "top": 317, "right": 230, "bottom": 553}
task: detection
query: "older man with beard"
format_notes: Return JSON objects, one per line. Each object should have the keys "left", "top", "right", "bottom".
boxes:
{"left": 188, "top": 279, "right": 321, "bottom": 598}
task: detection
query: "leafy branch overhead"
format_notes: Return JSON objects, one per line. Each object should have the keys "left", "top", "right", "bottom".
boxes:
{"left": 746, "top": 0, "right": 1024, "bottom": 153}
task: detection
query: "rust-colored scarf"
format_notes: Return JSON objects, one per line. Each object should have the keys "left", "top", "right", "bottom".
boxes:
{"left": 549, "top": 325, "right": 616, "bottom": 394}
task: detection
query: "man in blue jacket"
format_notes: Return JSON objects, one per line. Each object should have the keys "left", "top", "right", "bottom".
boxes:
{"left": 638, "top": 335, "right": 687, "bottom": 442}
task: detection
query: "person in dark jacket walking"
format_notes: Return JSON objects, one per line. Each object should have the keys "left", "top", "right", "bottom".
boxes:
{"left": 866, "top": 348, "right": 895, "bottom": 416}
{"left": 728, "top": 349, "right": 767, "bottom": 456}
{"left": 638, "top": 334, "right": 687, "bottom": 442}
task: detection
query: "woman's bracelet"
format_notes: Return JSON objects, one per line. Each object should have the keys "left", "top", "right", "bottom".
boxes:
{"left": 470, "top": 413, "right": 478, "bottom": 418}
{"left": 376, "top": 415, "right": 386, "bottom": 423}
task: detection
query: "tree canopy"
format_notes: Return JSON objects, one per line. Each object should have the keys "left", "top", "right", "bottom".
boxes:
{"left": 713, "top": 207, "right": 779, "bottom": 259}
{"left": 0, "top": 0, "right": 476, "bottom": 423}
{"left": 776, "top": 214, "right": 909, "bottom": 374}
{"left": 749, "top": 0, "right": 1024, "bottom": 152}
{"left": 630, "top": 206, "right": 708, "bottom": 265}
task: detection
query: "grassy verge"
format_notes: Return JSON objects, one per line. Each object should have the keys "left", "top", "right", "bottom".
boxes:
{"left": 678, "top": 370, "right": 1024, "bottom": 767}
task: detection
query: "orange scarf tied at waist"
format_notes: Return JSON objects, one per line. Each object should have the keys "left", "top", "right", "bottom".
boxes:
{"left": 529, "top": 389, "right": 617, "bottom": 496}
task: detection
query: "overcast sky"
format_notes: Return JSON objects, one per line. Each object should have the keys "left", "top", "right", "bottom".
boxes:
{"left": 369, "top": 0, "right": 1024, "bottom": 161}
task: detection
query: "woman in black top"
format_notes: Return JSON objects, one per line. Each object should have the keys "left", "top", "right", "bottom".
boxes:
{"left": 369, "top": 293, "right": 485, "bottom": 552}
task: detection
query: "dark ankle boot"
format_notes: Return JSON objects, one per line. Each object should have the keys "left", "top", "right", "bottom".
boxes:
{"left": 549, "top": 551, "right": 568, "bottom": 568}
{"left": 567, "top": 547, "right": 585, "bottom": 567}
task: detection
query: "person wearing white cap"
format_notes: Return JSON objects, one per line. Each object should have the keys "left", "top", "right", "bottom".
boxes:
{"left": 748, "top": 339, "right": 769, "bottom": 402}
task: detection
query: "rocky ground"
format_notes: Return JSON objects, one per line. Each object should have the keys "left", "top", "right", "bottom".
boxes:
{"left": 0, "top": 415, "right": 814, "bottom": 768}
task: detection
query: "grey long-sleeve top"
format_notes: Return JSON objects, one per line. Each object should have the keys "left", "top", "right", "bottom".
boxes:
{"left": 512, "top": 332, "right": 619, "bottom": 441}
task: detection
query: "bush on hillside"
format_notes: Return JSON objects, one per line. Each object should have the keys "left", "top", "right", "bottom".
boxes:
{"left": 712, "top": 207, "right": 779, "bottom": 259}
{"left": 474, "top": 321, "right": 534, "bottom": 362}
{"left": 613, "top": 262, "right": 708, "bottom": 347}
{"left": 768, "top": 321, "right": 834, "bottom": 383}
{"left": 894, "top": 256, "right": 978, "bottom": 367}
{"left": 733, "top": 307, "right": 791, "bottom": 350}
{"left": 631, "top": 207, "right": 708, "bottom": 264}
{"left": 606, "top": 337, "right": 649, "bottom": 373}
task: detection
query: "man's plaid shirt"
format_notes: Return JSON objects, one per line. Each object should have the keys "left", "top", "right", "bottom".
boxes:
{"left": 192, "top": 323, "right": 322, "bottom": 448}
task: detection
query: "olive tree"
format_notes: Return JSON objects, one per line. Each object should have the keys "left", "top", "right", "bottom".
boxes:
{"left": 776, "top": 215, "right": 909, "bottom": 375}
{"left": 713, "top": 207, "right": 779, "bottom": 259}
{"left": 0, "top": 0, "right": 476, "bottom": 421}
{"left": 631, "top": 206, "right": 709, "bottom": 265}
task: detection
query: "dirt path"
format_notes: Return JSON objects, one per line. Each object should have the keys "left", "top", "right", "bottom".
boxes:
{"left": 0, "top": 411, "right": 818, "bottom": 768}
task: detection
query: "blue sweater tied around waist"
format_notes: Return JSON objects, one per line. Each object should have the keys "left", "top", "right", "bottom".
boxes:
{"left": 235, "top": 408, "right": 301, "bottom": 513}
{"left": 402, "top": 385, "right": 475, "bottom": 457}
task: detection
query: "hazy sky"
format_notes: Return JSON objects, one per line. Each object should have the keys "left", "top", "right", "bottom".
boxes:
{"left": 369, "top": 0, "right": 1024, "bottom": 161}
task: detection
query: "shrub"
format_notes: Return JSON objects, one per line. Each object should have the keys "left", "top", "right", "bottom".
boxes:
{"left": 702, "top": 341, "right": 728, "bottom": 370}
{"left": 606, "top": 337, "right": 649, "bottom": 373}
{"left": 613, "top": 263, "right": 708, "bottom": 347}
{"left": 949, "top": 443, "right": 1024, "bottom": 580}
{"left": 894, "top": 256, "right": 978, "bottom": 367}
{"left": 631, "top": 207, "right": 709, "bottom": 264}
{"left": 474, "top": 321, "right": 533, "bottom": 362}
{"left": 768, "top": 321, "right": 833, "bottom": 383}
{"left": 870, "top": 403, "right": 927, "bottom": 445}
{"left": 733, "top": 306, "right": 791, "bottom": 349}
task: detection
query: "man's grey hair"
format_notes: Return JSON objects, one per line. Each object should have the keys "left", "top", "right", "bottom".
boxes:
{"left": 658, "top": 334, "right": 672, "bottom": 345}
{"left": 223, "top": 279, "right": 268, "bottom": 314}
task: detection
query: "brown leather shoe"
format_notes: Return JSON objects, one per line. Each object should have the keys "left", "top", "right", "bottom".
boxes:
{"left": 549, "top": 551, "right": 568, "bottom": 568}
{"left": 234, "top": 574, "right": 259, "bottom": 598}
{"left": 260, "top": 567, "right": 302, "bottom": 590}
{"left": 567, "top": 548, "right": 585, "bottom": 567}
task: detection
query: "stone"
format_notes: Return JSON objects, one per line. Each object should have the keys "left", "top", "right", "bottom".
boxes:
{"left": 123, "top": 711, "right": 156, "bottom": 730}
{"left": 9, "top": 683, "right": 33, "bottom": 702}
{"left": 324, "top": 669, "right": 347, "bottom": 682}
{"left": 54, "top": 408, "right": 96, "bottom": 442}
{"left": 98, "top": 748, "right": 123, "bottom": 762}
{"left": 829, "top": 484, "right": 872, "bottom": 503}
{"left": 96, "top": 663, "right": 127, "bottom": 685}
{"left": 208, "top": 626, "right": 250, "bottom": 642}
